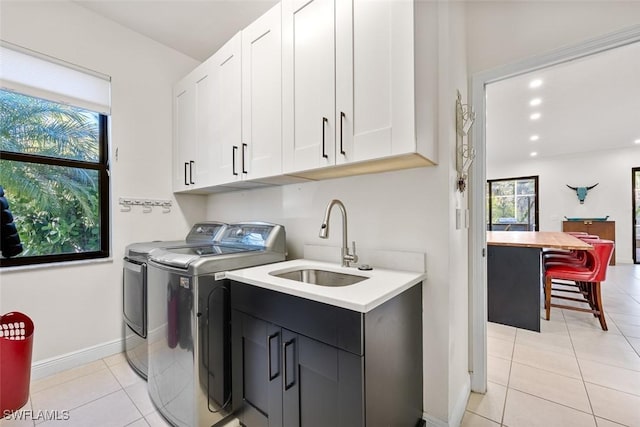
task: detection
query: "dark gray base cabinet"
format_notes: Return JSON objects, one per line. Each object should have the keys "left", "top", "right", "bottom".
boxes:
{"left": 230, "top": 281, "right": 423, "bottom": 427}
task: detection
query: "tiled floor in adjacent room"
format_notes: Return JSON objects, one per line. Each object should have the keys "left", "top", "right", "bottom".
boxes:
{"left": 1, "top": 265, "right": 638, "bottom": 427}
{"left": 464, "top": 264, "right": 640, "bottom": 427}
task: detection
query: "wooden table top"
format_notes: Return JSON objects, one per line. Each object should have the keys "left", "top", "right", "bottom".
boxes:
{"left": 487, "top": 231, "right": 593, "bottom": 250}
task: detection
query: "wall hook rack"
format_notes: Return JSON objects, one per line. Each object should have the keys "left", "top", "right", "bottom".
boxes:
{"left": 119, "top": 197, "right": 172, "bottom": 213}
{"left": 456, "top": 90, "right": 476, "bottom": 192}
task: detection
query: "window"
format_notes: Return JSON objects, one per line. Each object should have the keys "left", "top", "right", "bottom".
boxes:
{"left": 0, "top": 89, "right": 109, "bottom": 266}
{"left": 487, "top": 176, "right": 539, "bottom": 231}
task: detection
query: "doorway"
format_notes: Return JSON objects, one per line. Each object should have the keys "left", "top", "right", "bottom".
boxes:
{"left": 469, "top": 26, "right": 640, "bottom": 393}
{"left": 634, "top": 167, "right": 640, "bottom": 264}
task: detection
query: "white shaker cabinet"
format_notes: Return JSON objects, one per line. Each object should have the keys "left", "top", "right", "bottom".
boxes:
{"left": 172, "top": 60, "right": 218, "bottom": 191}
{"left": 173, "top": 76, "right": 196, "bottom": 192}
{"left": 283, "top": 0, "right": 436, "bottom": 177}
{"left": 240, "top": 3, "right": 283, "bottom": 181}
{"left": 208, "top": 33, "right": 243, "bottom": 186}
{"left": 282, "top": 0, "right": 336, "bottom": 173}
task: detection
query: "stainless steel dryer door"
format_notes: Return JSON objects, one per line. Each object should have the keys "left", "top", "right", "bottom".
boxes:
{"left": 123, "top": 259, "right": 146, "bottom": 337}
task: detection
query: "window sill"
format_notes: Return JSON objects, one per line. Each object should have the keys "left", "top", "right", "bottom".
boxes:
{"left": 0, "top": 257, "right": 114, "bottom": 274}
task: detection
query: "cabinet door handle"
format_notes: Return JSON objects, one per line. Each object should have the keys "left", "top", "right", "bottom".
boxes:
{"left": 242, "top": 143, "right": 248, "bottom": 174}
{"left": 322, "top": 117, "right": 329, "bottom": 159}
{"left": 267, "top": 332, "right": 280, "bottom": 381}
{"left": 184, "top": 162, "right": 189, "bottom": 186}
{"left": 232, "top": 146, "right": 238, "bottom": 176}
{"left": 283, "top": 338, "right": 296, "bottom": 391}
{"left": 340, "top": 112, "right": 346, "bottom": 155}
{"left": 189, "top": 160, "right": 195, "bottom": 184}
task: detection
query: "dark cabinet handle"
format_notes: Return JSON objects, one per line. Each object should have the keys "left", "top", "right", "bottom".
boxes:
{"left": 184, "top": 162, "right": 189, "bottom": 186}
{"left": 340, "top": 112, "right": 346, "bottom": 155}
{"left": 267, "top": 332, "right": 280, "bottom": 381}
{"left": 232, "top": 146, "right": 238, "bottom": 176}
{"left": 242, "top": 143, "right": 248, "bottom": 174}
{"left": 322, "top": 117, "right": 329, "bottom": 159}
{"left": 189, "top": 161, "right": 195, "bottom": 184}
{"left": 283, "top": 338, "right": 296, "bottom": 391}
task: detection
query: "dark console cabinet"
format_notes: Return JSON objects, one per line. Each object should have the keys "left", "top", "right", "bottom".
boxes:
{"left": 230, "top": 281, "right": 423, "bottom": 427}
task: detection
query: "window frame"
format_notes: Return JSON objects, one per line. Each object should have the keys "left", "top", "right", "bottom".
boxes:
{"left": 487, "top": 175, "right": 539, "bottom": 232}
{"left": 0, "top": 112, "right": 110, "bottom": 267}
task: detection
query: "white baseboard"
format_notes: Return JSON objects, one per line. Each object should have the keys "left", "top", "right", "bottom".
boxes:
{"left": 423, "top": 377, "right": 471, "bottom": 427}
{"left": 423, "top": 413, "right": 448, "bottom": 427}
{"left": 31, "top": 338, "right": 124, "bottom": 380}
{"left": 450, "top": 379, "right": 471, "bottom": 427}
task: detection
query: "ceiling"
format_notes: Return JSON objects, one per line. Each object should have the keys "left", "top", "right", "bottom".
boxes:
{"left": 486, "top": 41, "right": 640, "bottom": 165}
{"left": 74, "top": 0, "right": 278, "bottom": 61}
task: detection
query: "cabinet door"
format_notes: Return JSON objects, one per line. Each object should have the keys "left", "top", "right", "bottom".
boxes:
{"left": 282, "top": 0, "right": 335, "bottom": 173}
{"left": 242, "top": 3, "right": 282, "bottom": 181}
{"left": 213, "top": 33, "right": 243, "bottom": 184}
{"left": 173, "top": 76, "right": 196, "bottom": 191}
{"left": 232, "top": 312, "right": 283, "bottom": 427}
{"left": 282, "top": 330, "right": 363, "bottom": 427}
{"left": 191, "top": 58, "right": 217, "bottom": 188}
{"left": 336, "top": 0, "right": 415, "bottom": 164}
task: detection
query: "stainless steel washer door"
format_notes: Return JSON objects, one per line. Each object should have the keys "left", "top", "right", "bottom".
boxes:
{"left": 147, "top": 262, "right": 194, "bottom": 427}
{"left": 147, "top": 261, "right": 232, "bottom": 427}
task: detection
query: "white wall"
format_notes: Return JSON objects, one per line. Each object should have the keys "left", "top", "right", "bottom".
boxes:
{"left": 488, "top": 147, "right": 638, "bottom": 264}
{"left": 466, "top": 1, "right": 640, "bottom": 75}
{"left": 0, "top": 1, "right": 204, "bottom": 362}
{"left": 205, "top": 3, "right": 470, "bottom": 424}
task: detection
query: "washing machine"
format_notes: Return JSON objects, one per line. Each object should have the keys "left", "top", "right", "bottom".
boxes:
{"left": 123, "top": 222, "right": 227, "bottom": 379}
{"left": 146, "top": 222, "right": 286, "bottom": 427}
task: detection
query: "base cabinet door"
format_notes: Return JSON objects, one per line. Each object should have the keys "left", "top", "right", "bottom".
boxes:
{"left": 282, "top": 330, "right": 362, "bottom": 427}
{"left": 232, "top": 311, "right": 283, "bottom": 427}
{"left": 233, "top": 312, "right": 363, "bottom": 427}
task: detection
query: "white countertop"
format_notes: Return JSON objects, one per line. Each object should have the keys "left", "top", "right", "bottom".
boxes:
{"left": 225, "top": 259, "right": 426, "bottom": 313}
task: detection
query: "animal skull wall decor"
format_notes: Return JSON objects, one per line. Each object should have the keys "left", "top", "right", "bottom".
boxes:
{"left": 566, "top": 183, "right": 598, "bottom": 204}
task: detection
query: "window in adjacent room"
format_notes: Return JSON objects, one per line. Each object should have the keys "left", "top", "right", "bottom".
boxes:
{"left": 486, "top": 176, "right": 539, "bottom": 231}
{"left": 0, "top": 43, "right": 111, "bottom": 267}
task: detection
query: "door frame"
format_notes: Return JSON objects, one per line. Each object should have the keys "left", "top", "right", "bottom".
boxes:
{"left": 633, "top": 167, "right": 640, "bottom": 264}
{"left": 468, "top": 24, "right": 640, "bottom": 393}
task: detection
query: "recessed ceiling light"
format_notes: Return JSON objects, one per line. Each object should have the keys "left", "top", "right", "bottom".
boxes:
{"left": 530, "top": 152, "right": 538, "bottom": 157}
{"left": 529, "top": 79, "right": 543, "bottom": 88}
{"left": 635, "top": 139, "right": 640, "bottom": 144}
{"left": 530, "top": 135, "right": 539, "bottom": 141}
{"left": 529, "top": 98, "right": 542, "bottom": 106}
{"left": 530, "top": 112, "right": 541, "bottom": 120}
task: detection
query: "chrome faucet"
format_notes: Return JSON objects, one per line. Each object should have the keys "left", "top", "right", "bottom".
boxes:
{"left": 318, "top": 199, "right": 358, "bottom": 267}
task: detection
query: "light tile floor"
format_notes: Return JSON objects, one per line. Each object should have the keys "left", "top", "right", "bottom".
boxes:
{"left": 2, "top": 265, "right": 638, "bottom": 427}
{"left": 464, "top": 264, "right": 640, "bottom": 427}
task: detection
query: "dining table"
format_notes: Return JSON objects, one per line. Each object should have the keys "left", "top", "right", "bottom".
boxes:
{"left": 486, "top": 231, "right": 593, "bottom": 332}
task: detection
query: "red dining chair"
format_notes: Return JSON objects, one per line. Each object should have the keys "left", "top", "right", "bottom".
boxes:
{"left": 544, "top": 240, "right": 614, "bottom": 330}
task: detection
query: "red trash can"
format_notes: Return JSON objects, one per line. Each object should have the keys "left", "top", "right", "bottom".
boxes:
{"left": 0, "top": 312, "right": 34, "bottom": 418}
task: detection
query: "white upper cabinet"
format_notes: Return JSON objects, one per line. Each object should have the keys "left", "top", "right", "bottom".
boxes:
{"left": 173, "top": 77, "right": 194, "bottom": 191}
{"left": 241, "top": 3, "right": 283, "bottom": 181}
{"left": 173, "top": 67, "right": 209, "bottom": 191}
{"left": 174, "top": 0, "right": 437, "bottom": 193}
{"left": 211, "top": 33, "right": 243, "bottom": 185}
{"left": 283, "top": 0, "right": 435, "bottom": 177}
{"left": 282, "top": 0, "right": 336, "bottom": 173}
{"left": 338, "top": 0, "right": 416, "bottom": 164}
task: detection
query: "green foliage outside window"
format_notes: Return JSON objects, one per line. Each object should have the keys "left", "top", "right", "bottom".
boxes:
{"left": 0, "top": 90, "right": 102, "bottom": 257}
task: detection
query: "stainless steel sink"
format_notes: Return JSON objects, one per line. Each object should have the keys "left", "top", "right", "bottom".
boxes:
{"left": 270, "top": 268, "right": 368, "bottom": 287}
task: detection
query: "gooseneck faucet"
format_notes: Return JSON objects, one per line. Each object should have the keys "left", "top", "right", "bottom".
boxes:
{"left": 319, "top": 199, "right": 358, "bottom": 267}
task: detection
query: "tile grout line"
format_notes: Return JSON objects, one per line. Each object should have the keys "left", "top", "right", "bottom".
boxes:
{"left": 563, "top": 309, "right": 598, "bottom": 427}
{"left": 499, "top": 327, "right": 518, "bottom": 427}
{"left": 30, "top": 359, "right": 110, "bottom": 395}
